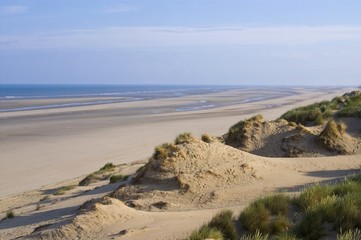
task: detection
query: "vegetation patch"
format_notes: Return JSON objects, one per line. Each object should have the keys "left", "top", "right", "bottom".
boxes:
{"left": 53, "top": 185, "right": 76, "bottom": 195}
{"left": 187, "top": 172, "right": 361, "bottom": 240}
{"left": 109, "top": 174, "right": 128, "bottom": 184}
{"left": 201, "top": 133, "right": 213, "bottom": 143}
{"left": 280, "top": 101, "right": 336, "bottom": 125}
{"left": 319, "top": 120, "right": 347, "bottom": 152}
{"left": 226, "top": 114, "right": 263, "bottom": 145}
{"left": 99, "top": 162, "right": 116, "bottom": 171}
{"left": 175, "top": 132, "right": 195, "bottom": 145}
{"left": 335, "top": 92, "right": 361, "bottom": 118}
{"left": 153, "top": 143, "right": 182, "bottom": 160}
{"left": 79, "top": 162, "right": 118, "bottom": 186}
{"left": 4, "top": 211, "right": 15, "bottom": 219}
{"left": 188, "top": 210, "right": 237, "bottom": 240}
{"left": 280, "top": 91, "right": 361, "bottom": 125}
{"left": 188, "top": 226, "right": 224, "bottom": 240}
{"left": 239, "top": 194, "right": 291, "bottom": 235}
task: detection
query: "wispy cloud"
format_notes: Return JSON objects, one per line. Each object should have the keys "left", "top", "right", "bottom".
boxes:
{"left": 0, "top": 5, "right": 29, "bottom": 15}
{"left": 101, "top": 4, "right": 137, "bottom": 13}
{"left": 1, "top": 25, "right": 361, "bottom": 50}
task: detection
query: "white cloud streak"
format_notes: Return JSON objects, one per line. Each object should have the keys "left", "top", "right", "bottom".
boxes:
{"left": 1, "top": 25, "right": 361, "bottom": 50}
{"left": 0, "top": 5, "right": 29, "bottom": 15}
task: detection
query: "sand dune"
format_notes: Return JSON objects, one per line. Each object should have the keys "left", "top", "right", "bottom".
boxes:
{"left": 0, "top": 87, "right": 360, "bottom": 240}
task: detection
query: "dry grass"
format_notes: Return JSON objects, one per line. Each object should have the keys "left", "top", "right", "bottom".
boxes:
{"left": 319, "top": 120, "right": 347, "bottom": 152}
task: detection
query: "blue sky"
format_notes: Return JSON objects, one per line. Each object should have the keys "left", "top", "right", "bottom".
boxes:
{"left": 0, "top": 0, "right": 360, "bottom": 85}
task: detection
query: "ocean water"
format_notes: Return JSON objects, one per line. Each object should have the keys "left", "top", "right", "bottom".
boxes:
{"left": 0, "top": 84, "right": 242, "bottom": 112}
{"left": 0, "top": 84, "right": 236, "bottom": 99}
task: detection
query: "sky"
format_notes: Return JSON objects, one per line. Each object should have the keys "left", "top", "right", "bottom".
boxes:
{"left": 0, "top": 0, "right": 360, "bottom": 86}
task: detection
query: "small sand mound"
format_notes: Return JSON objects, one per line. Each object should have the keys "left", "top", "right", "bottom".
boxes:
{"left": 224, "top": 114, "right": 360, "bottom": 157}
{"left": 319, "top": 120, "right": 357, "bottom": 154}
{"left": 112, "top": 137, "right": 263, "bottom": 211}
{"left": 29, "top": 198, "right": 127, "bottom": 240}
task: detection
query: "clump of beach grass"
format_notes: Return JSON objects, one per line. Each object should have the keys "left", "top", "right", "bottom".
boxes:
{"left": 239, "top": 194, "right": 291, "bottom": 235}
{"left": 188, "top": 210, "right": 236, "bottom": 240}
{"left": 79, "top": 162, "right": 118, "bottom": 186}
{"left": 153, "top": 143, "right": 181, "bottom": 160}
{"left": 335, "top": 92, "right": 361, "bottom": 118}
{"left": 175, "top": 132, "right": 195, "bottom": 145}
{"left": 188, "top": 226, "right": 224, "bottom": 240}
{"left": 319, "top": 120, "right": 347, "bottom": 151}
{"left": 3, "top": 211, "right": 15, "bottom": 220}
{"left": 53, "top": 185, "right": 76, "bottom": 195}
{"left": 226, "top": 114, "right": 263, "bottom": 144}
{"left": 187, "top": 171, "right": 361, "bottom": 240}
{"left": 337, "top": 228, "right": 361, "bottom": 240}
{"left": 201, "top": 133, "right": 213, "bottom": 143}
{"left": 109, "top": 174, "right": 128, "bottom": 184}
{"left": 99, "top": 162, "right": 116, "bottom": 171}
{"left": 280, "top": 101, "right": 336, "bottom": 125}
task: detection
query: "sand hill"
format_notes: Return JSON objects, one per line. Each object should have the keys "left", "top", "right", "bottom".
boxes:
{"left": 224, "top": 91, "right": 361, "bottom": 157}
{"left": 1, "top": 90, "right": 360, "bottom": 240}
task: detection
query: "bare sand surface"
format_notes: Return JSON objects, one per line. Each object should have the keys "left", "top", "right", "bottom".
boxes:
{"left": 0, "top": 86, "right": 360, "bottom": 240}
{"left": 0, "top": 87, "right": 356, "bottom": 198}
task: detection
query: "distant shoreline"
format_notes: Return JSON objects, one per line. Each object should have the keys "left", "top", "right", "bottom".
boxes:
{"left": 0, "top": 84, "right": 343, "bottom": 113}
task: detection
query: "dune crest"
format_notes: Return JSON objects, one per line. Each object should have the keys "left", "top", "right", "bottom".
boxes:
{"left": 113, "top": 136, "right": 263, "bottom": 211}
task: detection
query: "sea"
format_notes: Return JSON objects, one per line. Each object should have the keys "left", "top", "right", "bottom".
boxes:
{"left": 0, "top": 84, "right": 248, "bottom": 112}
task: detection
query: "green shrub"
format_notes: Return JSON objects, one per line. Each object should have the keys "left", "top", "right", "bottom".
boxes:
{"left": 261, "top": 194, "right": 291, "bottom": 215}
{"left": 294, "top": 209, "right": 324, "bottom": 240}
{"left": 333, "top": 180, "right": 361, "bottom": 197}
{"left": 335, "top": 192, "right": 361, "bottom": 231}
{"left": 207, "top": 210, "right": 237, "bottom": 240}
{"left": 188, "top": 226, "right": 224, "bottom": 240}
{"left": 272, "top": 214, "right": 291, "bottom": 234}
{"left": 240, "top": 201, "right": 271, "bottom": 234}
{"left": 297, "top": 184, "right": 332, "bottom": 211}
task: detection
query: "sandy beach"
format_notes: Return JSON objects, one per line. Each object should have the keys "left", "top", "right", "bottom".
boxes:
{"left": 0, "top": 86, "right": 360, "bottom": 240}
{"left": 0, "top": 87, "right": 356, "bottom": 198}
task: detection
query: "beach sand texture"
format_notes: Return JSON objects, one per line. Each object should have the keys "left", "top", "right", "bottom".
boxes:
{"left": 0, "top": 86, "right": 360, "bottom": 240}
{"left": 0, "top": 87, "right": 353, "bottom": 197}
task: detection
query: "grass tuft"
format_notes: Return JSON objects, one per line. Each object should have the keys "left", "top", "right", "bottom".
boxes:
{"left": 5, "top": 211, "right": 15, "bottom": 219}
{"left": 109, "top": 174, "right": 128, "bottom": 184}
{"left": 99, "top": 162, "right": 116, "bottom": 171}
{"left": 280, "top": 101, "right": 336, "bottom": 125}
{"left": 53, "top": 185, "right": 76, "bottom": 195}
{"left": 175, "top": 132, "right": 194, "bottom": 145}
{"left": 188, "top": 210, "right": 236, "bottom": 240}
{"left": 337, "top": 228, "right": 361, "bottom": 240}
{"left": 201, "top": 133, "right": 213, "bottom": 143}
{"left": 153, "top": 143, "right": 180, "bottom": 160}
{"left": 207, "top": 210, "right": 237, "bottom": 240}
{"left": 319, "top": 120, "right": 347, "bottom": 152}
{"left": 188, "top": 225, "right": 224, "bottom": 240}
